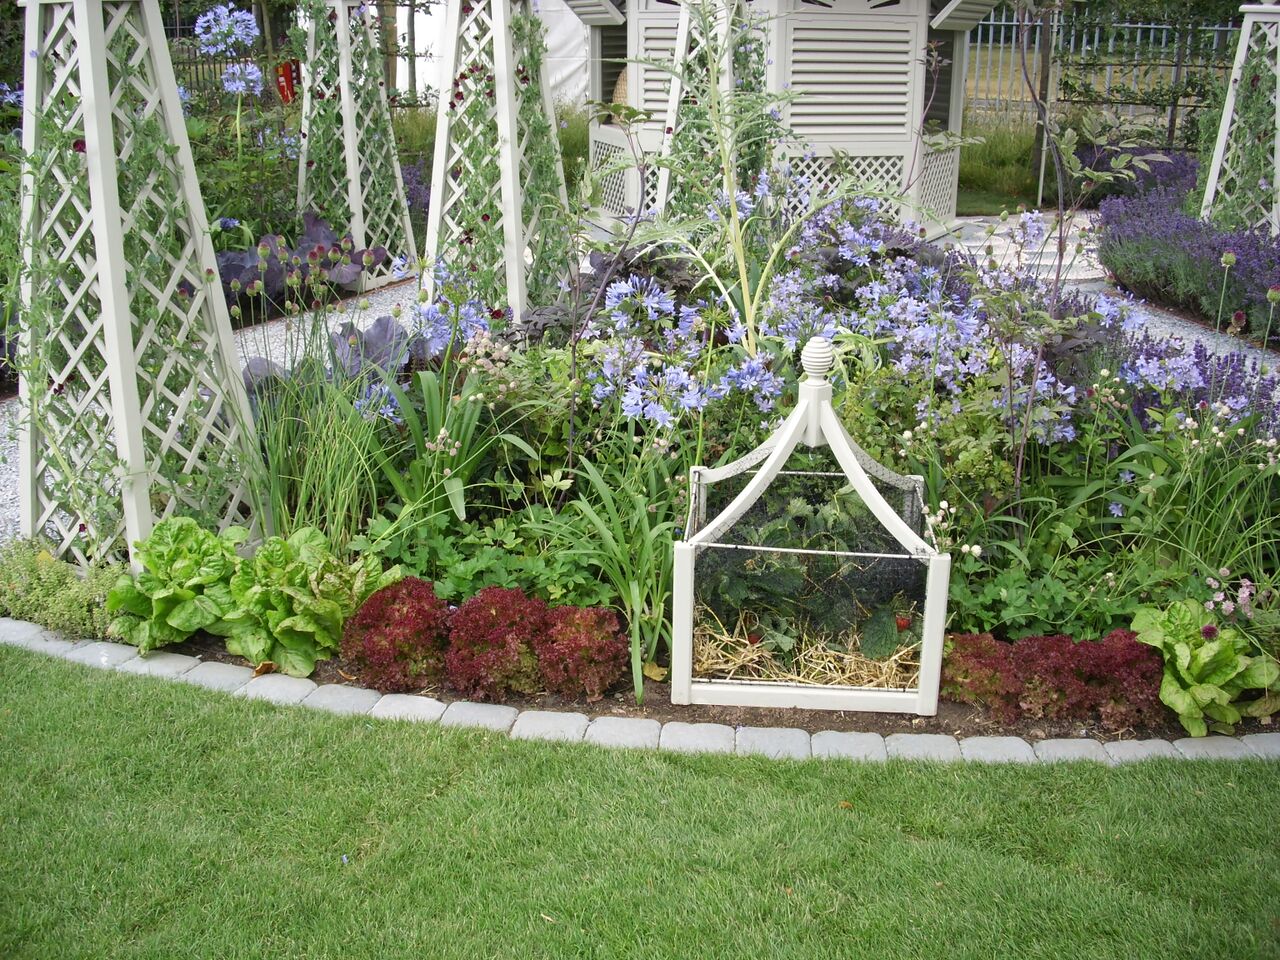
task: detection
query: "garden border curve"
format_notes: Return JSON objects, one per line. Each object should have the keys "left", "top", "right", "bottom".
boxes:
{"left": 2, "top": 618, "right": 1276, "bottom": 765}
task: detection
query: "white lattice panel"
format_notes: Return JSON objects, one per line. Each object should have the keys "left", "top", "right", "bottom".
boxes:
{"left": 917, "top": 145, "right": 959, "bottom": 225}
{"left": 424, "top": 0, "right": 570, "bottom": 319}
{"left": 591, "top": 135, "right": 629, "bottom": 216}
{"left": 19, "top": 0, "right": 261, "bottom": 565}
{"left": 1201, "top": 6, "right": 1280, "bottom": 236}
{"left": 297, "top": 0, "right": 416, "bottom": 288}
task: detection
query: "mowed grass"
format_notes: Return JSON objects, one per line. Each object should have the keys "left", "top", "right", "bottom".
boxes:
{"left": 1, "top": 647, "right": 1278, "bottom": 960}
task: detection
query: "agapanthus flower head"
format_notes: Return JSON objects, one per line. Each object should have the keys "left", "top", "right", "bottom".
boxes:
{"left": 221, "top": 62, "right": 264, "bottom": 97}
{"left": 195, "top": 4, "right": 260, "bottom": 55}
{"left": 354, "top": 382, "right": 402, "bottom": 424}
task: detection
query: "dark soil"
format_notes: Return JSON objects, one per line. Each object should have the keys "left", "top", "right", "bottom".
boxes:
{"left": 174, "top": 632, "right": 1256, "bottom": 743}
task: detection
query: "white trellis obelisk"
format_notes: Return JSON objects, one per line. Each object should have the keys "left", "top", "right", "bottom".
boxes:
{"left": 1201, "top": 3, "right": 1280, "bottom": 235}
{"left": 297, "top": 0, "right": 416, "bottom": 289}
{"left": 652, "top": 0, "right": 739, "bottom": 217}
{"left": 18, "top": 0, "right": 263, "bottom": 565}
{"left": 424, "top": 0, "right": 571, "bottom": 322}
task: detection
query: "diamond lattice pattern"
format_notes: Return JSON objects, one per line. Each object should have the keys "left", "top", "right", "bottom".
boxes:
{"left": 1205, "top": 16, "right": 1280, "bottom": 235}
{"left": 22, "top": 2, "right": 254, "bottom": 563}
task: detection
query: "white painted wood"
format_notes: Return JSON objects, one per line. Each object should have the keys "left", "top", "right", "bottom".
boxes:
{"left": 930, "top": 0, "right": 1000, "bottom": 33}
{"left": 18, "top": 0, "right": 263, "bottom": 563}
{"left": 579, "top": 0, "right": 983, "bottom": 229}
{"left": 335, "top": 6, "right": 368, "bottom": 263}
{"left": 670, "top": 542, "right": 695, "bottom": 704}
{"left": 671, "top": 337, "right": 950, "bottom": 716}
{"left": 17, "top": 0, "right": 44, "bottom": 541}
{"left": 422, "top": 0, "right": 463, "bottom": 303}
{"left": 491, "top": 0, "right": 530, "bottom": 321}
{"left": 423, "top": 0, "right": 568, "bottom": 319}
{"left": 687, "top": 680, "right": 925, "bottom": 714}
{"left": 1201, "top": 5, "right": 1280, "bottom": 235}
{"left": 297, "top": 1, "right": 417, "bottom": 290}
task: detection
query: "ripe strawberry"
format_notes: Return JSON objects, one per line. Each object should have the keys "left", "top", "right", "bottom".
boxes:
{"left": 895, "top": 615, "right": 912, "bottom": 632}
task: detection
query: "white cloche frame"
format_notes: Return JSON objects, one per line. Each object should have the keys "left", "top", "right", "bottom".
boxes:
{"left": 670, "top": 337, "right": 951, "bottom": 715}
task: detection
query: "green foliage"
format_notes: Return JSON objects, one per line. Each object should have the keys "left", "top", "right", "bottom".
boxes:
{"left": 1131, "top": 599, "right": 1280, "bottom": 736}
{"left": 957, "top": 114, "right": 1038, "bottom": 213}
{"left": 859, "top": 608, "right": 903, "bottom": 661}
{"left": 0, "top": 540, "right": 121, "bottom": 640}
{"left": 223, "top": 527, "right": 402, "bottom": 677}
{"left": 356, "top": 508, "right": 613, "bottom": 609}
{"left": 535, "top": 453, "right": 677, "bottom": 702}
{"left": 106, "top": 517, "right": 247, "bottom": 653}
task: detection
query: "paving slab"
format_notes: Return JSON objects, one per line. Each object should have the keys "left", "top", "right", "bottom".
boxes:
{"left": 811, "top": 731, "right": 887, "bottom": 761}
{"left": 1172, "top": 736, "right": 1254, "bottom": 760}
{"left": 369, "top": 693, "right": 447, "bottom": 723}
{"left": 960, "top": 736, "right": 1036, "bottom": 764}
{"left": 439, "top": 700, "right": 518, "bottom": 732}
{"left": 583, "top": 716, "right": 661, "bottom": 750}
{"left": 1104, "top": 739, "right": 1180, "bottom": 763}
{"left": 237, "top": 673, "right": 317, "bottom": 705}
{"left": 302, "top": 684, "right": 382, "bottom": 716}
{"left": 0, "top": 618, "right": 55, "bottom": 648}
{"left": 659, "top": 721, "right": 735, "bottom": 755}
{"left": 0, "top": 619, "right": 85, "bottom": 657}
{"left": 181, "top": 661, "right": 254, "bottom": 693}
{"left": 885, "top": 733, "right": 962, "bottom": 761}
{"left": 1034, "top": 739, "right": 1111, "bottom": 764}
{"left": 64, "top": 641, "right": 137, "bottom": 670}
{"left": 510, "top": 710, "right": 589, "bottom": 743}
{"left": 736, "top": 726, "right": 811, "bottom": 760}
{"left": 1242, "top": 733, "right": 1280, "bottom": 759}
{"left": 118, "top": 651, "right": 200, "bottom": 678}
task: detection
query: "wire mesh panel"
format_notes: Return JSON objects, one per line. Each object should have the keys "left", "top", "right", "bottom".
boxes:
{"left": 18, "top": 0, "right": 261, "bottom": 566}
{"left": 671, "top": 337, "right": 950, "bottom": 715}
{"left": 296, "top": 0, "right": 416, "bottom": 288}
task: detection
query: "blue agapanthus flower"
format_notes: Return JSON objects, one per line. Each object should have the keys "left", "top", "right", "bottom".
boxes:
{"left": 221, "top": 63, "right": 264, "bottom": 97}
{"left": 414, "top": 299, "right": 489, "bottom": 360}
{"left": 195, "top": 4, "right": 260, "bottom": 55}
{"left": 355, "top": 382, "right": 402, "bottom": 424}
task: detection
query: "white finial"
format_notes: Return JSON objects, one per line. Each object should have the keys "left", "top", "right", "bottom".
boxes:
{"left": 801, "top": 337, "right": 834, "bottom": 383}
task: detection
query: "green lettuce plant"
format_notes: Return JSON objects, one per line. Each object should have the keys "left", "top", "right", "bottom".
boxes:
{"left": 106, "top": 517, "right": 246, "bottom": 653}
{"left": 1131, "top": 599, "right": 1280, "bottom": 736}
{"left": 222, "top": 527, "right": 401, "bottom": 677}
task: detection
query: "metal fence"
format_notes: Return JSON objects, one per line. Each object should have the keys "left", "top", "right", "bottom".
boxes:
{"left": 966, "top": 6, "right": 1240, "bottom": 146}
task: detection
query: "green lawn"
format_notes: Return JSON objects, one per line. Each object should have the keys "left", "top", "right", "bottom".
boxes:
{"left": 2, "top": 647, "right": 1278, "bottom": 960}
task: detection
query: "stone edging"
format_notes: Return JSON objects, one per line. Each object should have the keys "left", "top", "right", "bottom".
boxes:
{"left": 3, "top": 618, "right": 1277, "bottom": 764}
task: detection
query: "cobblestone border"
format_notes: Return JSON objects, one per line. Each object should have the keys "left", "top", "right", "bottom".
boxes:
{"left": 4, "top": 618, "right": 1277, "bottom": 764}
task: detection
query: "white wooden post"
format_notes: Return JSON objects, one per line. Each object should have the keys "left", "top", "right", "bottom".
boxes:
{"left": 1201, "top": 4, "right": 1280, "bottom": 235}
{"left": 491, "top": 0, "right": 530, "bottom": 321}
{"left": 18, "top": 0, "right": 263, "bottom": 564}
{"left": 297, "top": 0, "right": 417, "bottom": 289}
{"left": 654, "top": 0, "right": 738, "bottom": 216}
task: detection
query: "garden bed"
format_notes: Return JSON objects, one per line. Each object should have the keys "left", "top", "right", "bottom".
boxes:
{"left": 174, "top": 631, "right": 1226, "bottom": 743}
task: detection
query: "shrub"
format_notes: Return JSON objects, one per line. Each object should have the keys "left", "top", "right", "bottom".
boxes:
{"left": 445, "top": 587, "right": 547, "bottom": 700}
{"left": 533, "top": 606, "right": 627, "bottom": 701}
{"left": 1096, "top": 185, "right": 1280, "bottom": 342}
{"left": 342, "top": 577, "right": 451, "bottom": 692}
{"left": 943, "top": 629, "right": 1164, "bottom": 730}
{"left": 0, "top": 540, "right": 122, "bottom": 640}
